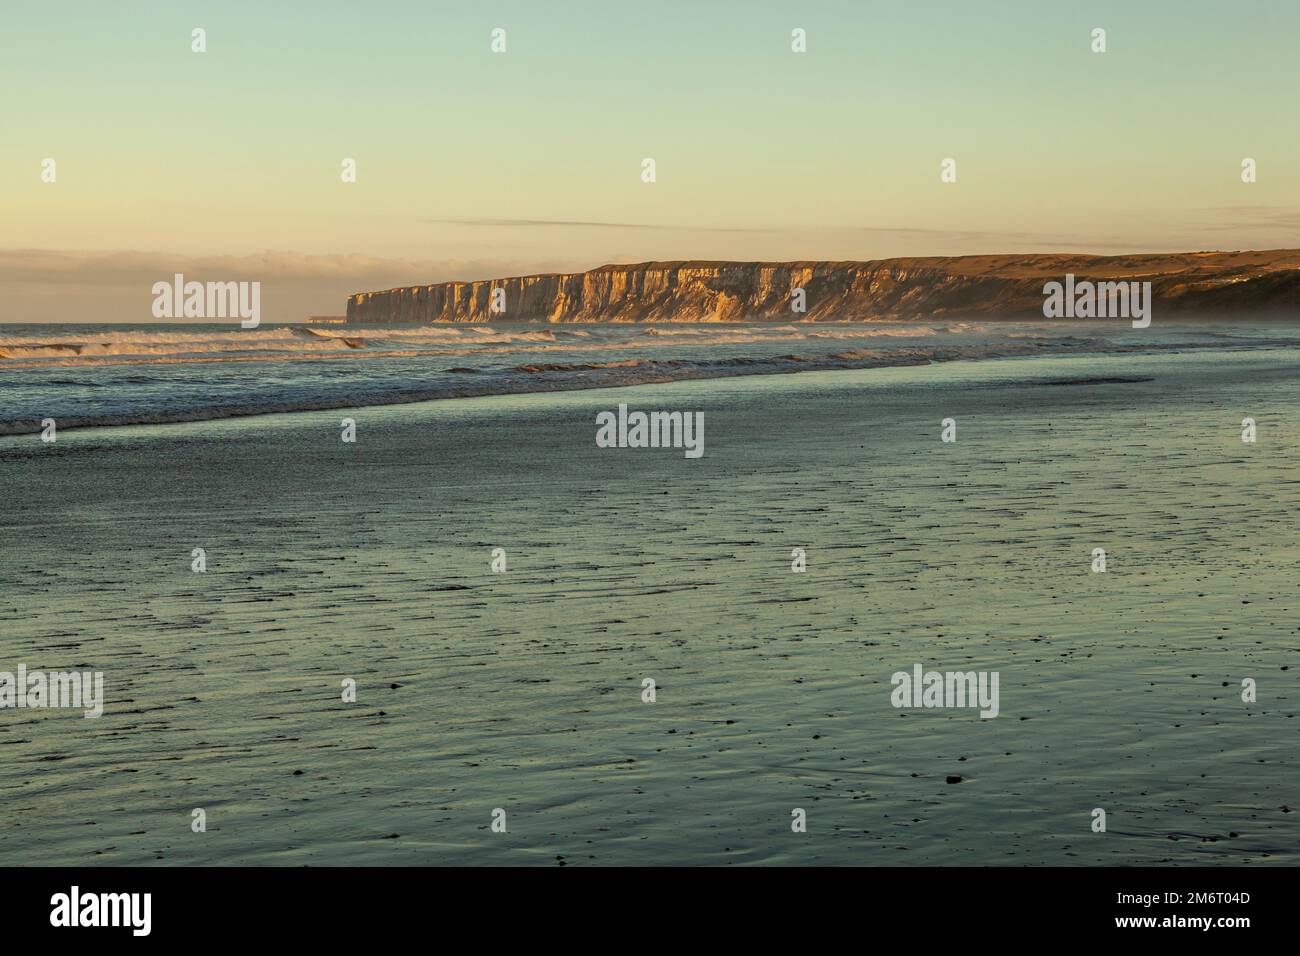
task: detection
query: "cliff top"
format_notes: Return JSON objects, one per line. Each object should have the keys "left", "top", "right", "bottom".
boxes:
{"left": 354, "top": 249, "right": 1300, "bottom": 298}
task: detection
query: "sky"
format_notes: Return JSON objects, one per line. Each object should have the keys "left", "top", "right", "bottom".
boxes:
{"left": 3, "top": 0, "right": 1299, "bottom": 321}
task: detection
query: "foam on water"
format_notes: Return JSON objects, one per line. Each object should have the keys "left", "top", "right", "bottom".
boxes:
{"left": 1, "top": 320, "right": 1296, "bottom": 434}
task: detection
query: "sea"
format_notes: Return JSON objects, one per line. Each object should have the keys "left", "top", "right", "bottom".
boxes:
{"left": 3, "top": 319, "right": 1298, "bottom": 434}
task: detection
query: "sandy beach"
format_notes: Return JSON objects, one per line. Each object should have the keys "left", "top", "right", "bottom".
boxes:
{"left": 2, "top": 347, "right": 1297, "bottom": 866}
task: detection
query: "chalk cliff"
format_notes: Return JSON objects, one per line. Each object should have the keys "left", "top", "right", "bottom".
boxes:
{"left": 345, "top": 250, "right": 1300, "bottom": 323}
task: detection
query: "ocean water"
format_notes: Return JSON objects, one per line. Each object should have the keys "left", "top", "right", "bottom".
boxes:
{"left": 3, "top": 320, "right": 1298, "bottom": 434}
{"left": 1, "top": 340, "right": 1297, "bottom": 865}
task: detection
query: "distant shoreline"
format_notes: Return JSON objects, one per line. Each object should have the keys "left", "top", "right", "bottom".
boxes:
{"left": 9, "top": 315, "right": 1300, "bottom": 327}
{"left": 346, "top": 250, "right": 1300, "bottom": 324}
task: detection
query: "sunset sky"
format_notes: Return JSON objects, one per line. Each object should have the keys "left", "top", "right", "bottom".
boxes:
{"left": 3, "top": 0, "right": 1299, "bottom": 321}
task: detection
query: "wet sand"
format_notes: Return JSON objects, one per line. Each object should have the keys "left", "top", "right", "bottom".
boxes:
{"left": 1, "top": 348, "right": 1297, "bottom": 865}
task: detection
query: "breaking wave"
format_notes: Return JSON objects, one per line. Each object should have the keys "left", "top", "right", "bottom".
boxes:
{"left": 3, "top": 320, "right": 1297, "bottom": 434}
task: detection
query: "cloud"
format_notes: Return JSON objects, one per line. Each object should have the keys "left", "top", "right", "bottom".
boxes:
{"left": 422, "top": 219, "right": 1209, "bottom": 251}
{"left": 0, "top": 248, "right": 490, "bottom": 283}
{"left": 0, "top": 248, "right": 567, "bottom": 323}
{"left": 1193, "top": 206, "right": 1300, "bottom": 231}
{"left": 429, "top": 217, "right": 1026, "bottom": 237}
{"left": 429, "top": 218, "right": 673, "bottom": 230}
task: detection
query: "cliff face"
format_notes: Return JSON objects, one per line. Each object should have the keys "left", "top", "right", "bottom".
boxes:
{"left": 345, "top": 250, "right": 1300, "bottom": 323}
